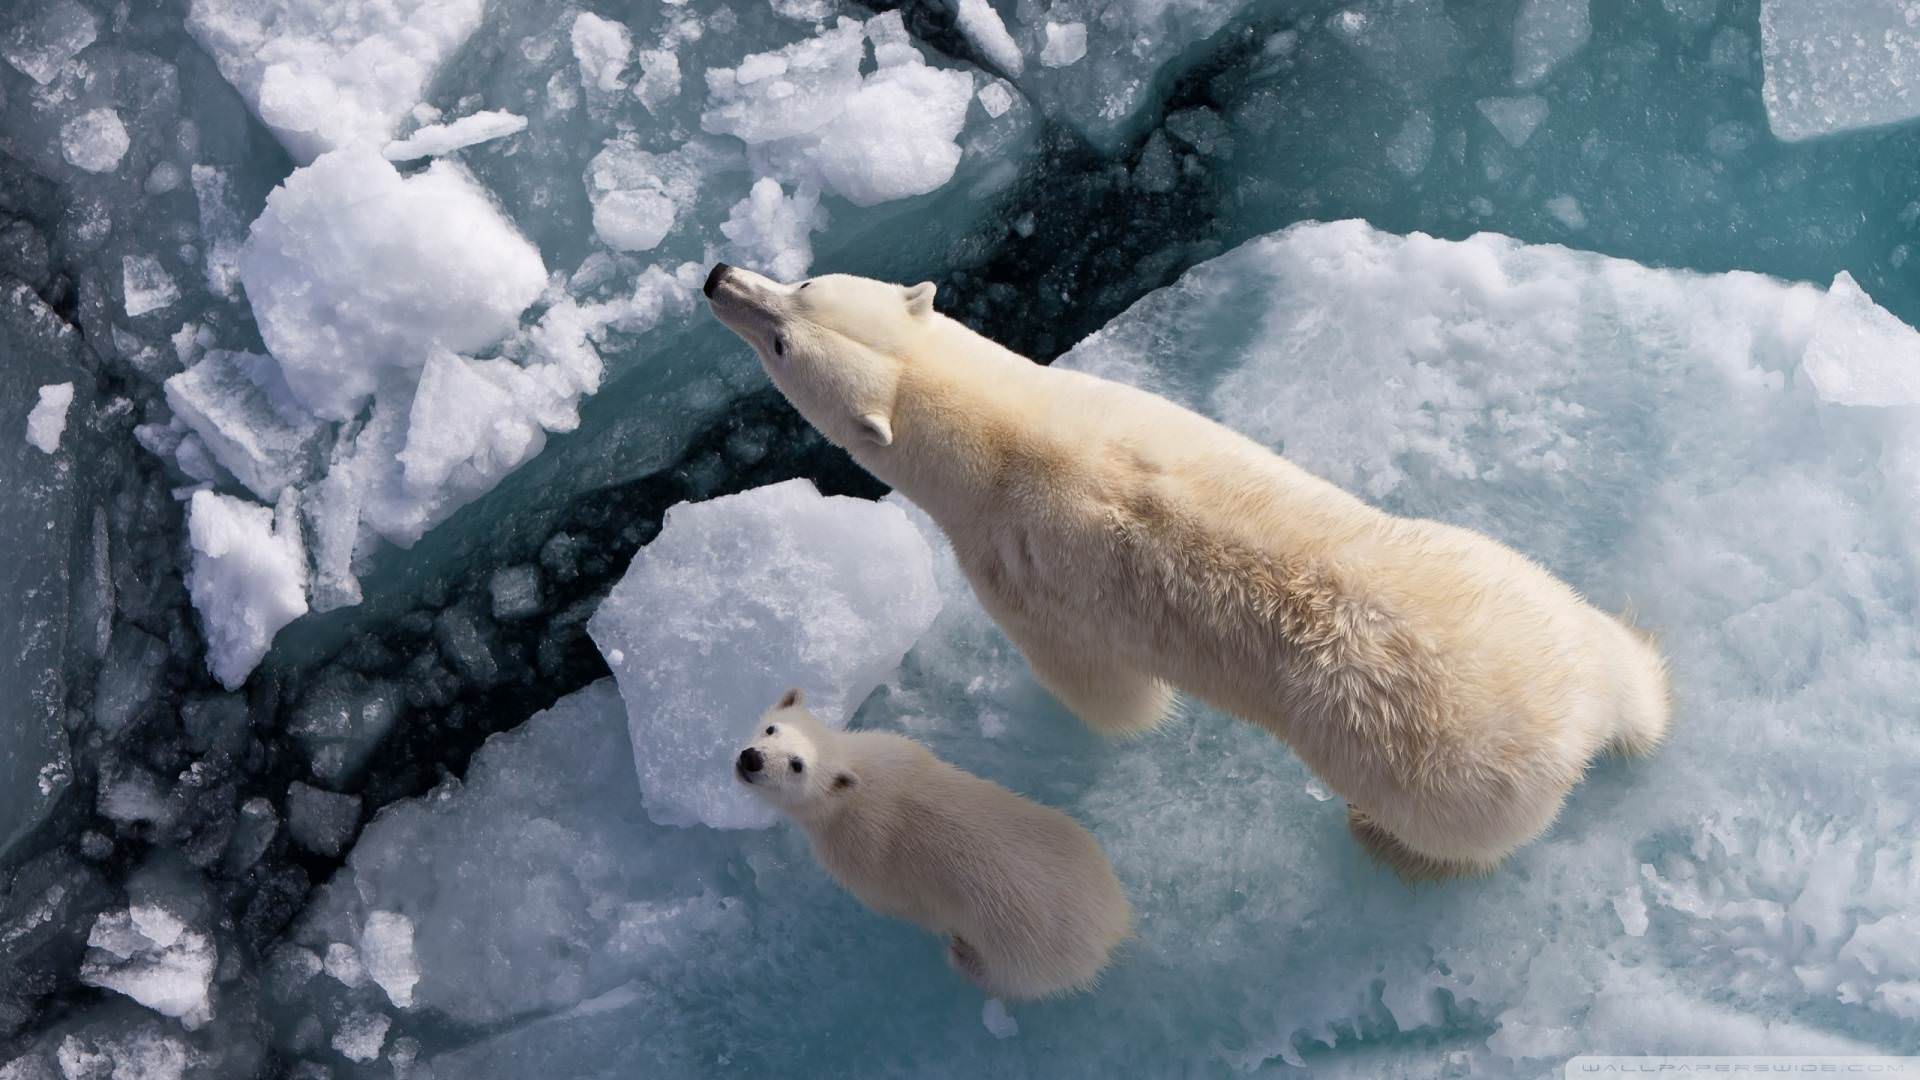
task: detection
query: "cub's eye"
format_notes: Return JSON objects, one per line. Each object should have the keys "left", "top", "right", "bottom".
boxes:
{"left": 773, "top": 336, "right": 786, "bottom": 357}
{"left": 765, "top": 726, "right": 776, "bottom": 736}
{"left": 790, "top": 760, "right": 804, "bottom": 774}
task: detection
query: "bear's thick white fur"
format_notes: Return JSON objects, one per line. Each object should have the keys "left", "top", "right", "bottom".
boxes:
{"left": 707, "top": 266, "right": 1671, "bottom": 878}
{"left": 736, "top": 691, "right": 1130, "bottom": 999}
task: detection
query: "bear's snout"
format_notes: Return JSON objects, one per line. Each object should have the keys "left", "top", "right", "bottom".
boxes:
{"left": 736, "top": 747, "right": 764, "bottom": 780}
{"left": 704, "top": 262, "right": 732, "bottom": 299}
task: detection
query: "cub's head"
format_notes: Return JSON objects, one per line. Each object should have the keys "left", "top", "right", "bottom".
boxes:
{"left": 703, "top": 263, "right": 937, "bottom": 452}
{"left": 734, "top": 688, "right": 858, "bottom": 816}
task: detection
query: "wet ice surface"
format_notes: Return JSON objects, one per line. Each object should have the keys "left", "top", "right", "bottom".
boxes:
{"left": 5, "top": 0, "right": 1920, "bottom": 1076}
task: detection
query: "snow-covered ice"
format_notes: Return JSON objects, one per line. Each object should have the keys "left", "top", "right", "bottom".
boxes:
{"left": 24, "top": 382, "right": 72, "bottom": 455}
{"left": 587, "top": 479, "right": 942, "bottom": 829}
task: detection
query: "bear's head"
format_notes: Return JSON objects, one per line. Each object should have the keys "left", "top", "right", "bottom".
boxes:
{"left": 703, "top": 263, "right": 936, "bottom": 453}
{"left": 734, "top": 687, "right": 858, "bottom": 816}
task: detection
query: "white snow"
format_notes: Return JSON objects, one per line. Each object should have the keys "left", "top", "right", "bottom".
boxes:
{"left": 59, "top": 108, "right": 128, "bottom": 173}
{"left": 383, "top": 110, "right": 528, "bottom": 160}
{"left": 1512, "top": 0, "right": 1591, "bottom": 88}
{"left": 184, "top": 489, "right": 309, "bottom": 689}
{"left": 586, "top": 479, "right": 942, "bottom": 829}
{"left": 187, "top": 0, "right": 486, "bottom": 162}
{"left": 1760, "top": 0, "right": 1920, "bottom": 141}
{"left": 238, "top": 146, "right": 548, "bottom": 422}
{"left": 957, "top": 0, "right": 1024, "bottom": 76}
{"left": 25, "top": 382, "right": 73, "bottom": 455}
{"left": 1040, "top": 21, "right": 1088, "bottom": 68}
{"left": 79, "top": 905, "right": 218, "bottom": 1029}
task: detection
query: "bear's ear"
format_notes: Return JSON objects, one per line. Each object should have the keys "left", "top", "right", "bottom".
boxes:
{"left": 857, "top": 412, "right": 893, "bottom": 447}
{"left": 831, "top": 770, "right": 858, "bottom": 793}
{"left": 777, "top": 687, "right": 804, "bottom": 709}
{"left": 904, "top": 281, "right": 936, "bottom": 317}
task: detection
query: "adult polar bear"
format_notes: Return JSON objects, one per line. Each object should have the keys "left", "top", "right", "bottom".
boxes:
{"left": 703, "top": 262, "right": 1671, "bottom": 878}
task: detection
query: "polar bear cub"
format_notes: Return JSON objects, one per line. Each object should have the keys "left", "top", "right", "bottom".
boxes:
{"left": 705, "top": 262, "right": 1672, "bottom": 880}
{"left": 736, "top": 690, "right": 1130, "bottom": 999}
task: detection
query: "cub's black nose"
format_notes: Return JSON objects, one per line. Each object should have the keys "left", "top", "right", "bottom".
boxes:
{"left": 704, "top": 262, "right": 732, "bottom": 298}
{"left": 737, "top": 747, "right": 764, "bottom": 774}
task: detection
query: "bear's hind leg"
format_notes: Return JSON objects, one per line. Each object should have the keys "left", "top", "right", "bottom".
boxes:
{"left": 1346, "top": 805, "right": 1487, "bottom": 884}
{"left": 1024, "top": 645, "right": 1175, "bottom": 737}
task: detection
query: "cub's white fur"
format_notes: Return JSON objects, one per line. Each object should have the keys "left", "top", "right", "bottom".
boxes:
{"left": 707, "top": 266, "right": 1671, "bottom": 878}
{"left": 736, "top": 690, "right": 1130, "bottom": 998}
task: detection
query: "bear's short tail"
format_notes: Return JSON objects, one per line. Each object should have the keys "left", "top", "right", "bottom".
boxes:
{"left": 1604, "top": 607, "right": 1672, "bottom": 757}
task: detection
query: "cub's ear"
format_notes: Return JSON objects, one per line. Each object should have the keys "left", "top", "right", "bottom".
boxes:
{"left": 831, "top": 770, "right": 858, "bottom": 793}
{"left": 857, "top": 412, "right": 893, "bottom": 447}
{"left": 776, "top": 687, "right": 804, "bottom": 709}
{"left": 904, "top": 281, "right": 936, "bottom": 317}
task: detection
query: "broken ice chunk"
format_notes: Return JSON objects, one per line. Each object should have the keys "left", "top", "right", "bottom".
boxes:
{"left": 813, "top": 55, "right": 975, "bottom": 207}
{"left": 360, "top": 911, "right": 419, "bottom": 1009}
{"left": 287, "top": 782, "right": 361, "bottom": 856}
{"left": 584, "top": 138, "right": 720, "bottom": 254}
{"left": 331, "top": 1007, "right": 390, "bottom": 1062}
{"left": 238, "top": 147, "right": 547, "bottom": 421}
{"left": 1478, "top": 95, "right": 1549, "bottom": 147}
{"left": 586, "top": 479, "right": 942, "bottom": 829}
{"left": 190, "top": 166, "right": 245, "bottom": 299}
{"left": 62, "top": 109, "right": 130, "bottom": 173}
{"left": 121, "top": 255, "right": 180, "bottom": 318}
{"left": 25, "top": 382, "right": 73, "bottom": 454}
{"left": 1512, "top": 0, "right": 1591, "bottom": 88}
{"left": 187, "top": 0, "right": 486, "bottom": 162}
{"left": 185, "top": 489, "right": 308, "bottom": 689}
{"left": 1040, "top": 21, "right": 1087, "bottom": 68}
{"left": 382, "top": 109, "right": 527, "bottom": 160}
{"left": 1761, "top": 0, "right": 1920, "bottom": 141}
{"left": 163, "top": 350, "right": 328, "bottom": 500}
{"left": 957, "top": 0, "right": 1023, "bottom": 76}
{"left": 488, "top": 564, "right": 542, "bottom": 621}
{"left": 719, "top": 178, "right": 821, "bottom": 282}
{"left": 1801, "top": 272, "right": 1920, "bottom": 407}
{"left": 1, "top": 0, "right": 99, "bottom": 85}
{"left": 79, "top": 905, "right": 218, "bottom": 1029}
{"left": 287, "top": 669, "right": 403, "bottom": 785}
{"left": 570, "top": 12, "right": 631, "bottom": 94}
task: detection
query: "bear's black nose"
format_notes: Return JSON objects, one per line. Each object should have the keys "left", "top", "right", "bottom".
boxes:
{"left": 704, "top": 262, "right": 732, "bottom": 299}
{"left": 737, "top": 747, "right": 763, "bottom": 774}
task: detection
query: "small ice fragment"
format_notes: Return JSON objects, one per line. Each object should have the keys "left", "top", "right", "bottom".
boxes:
{"left": 982, "top": 998, "right": 1019, "bottom": 1039}
{"left": 978, "top": 79, "right": 1015, "bottom": 119}
{"left": 720, "top": 178, "right": 821, "bottom": 282}
{"left": 122, "top": 255, "right": 181, "bottom": 317}
{"left": 1613, "top": 886, "right": 1649, "bottom": 937}
{"left": 383, "top": 109, "right": 528, "bottom": 160}
{"left": 1478, "top": 95, "right": 1549, "bottom": 147}
{"left": 324, "top": 941, "right": 365, "bottom": 987}
{"left": 1546, "top": 194, "right": 1586, "bottom": 229}
{"left": 956, "top": 0, "right": 1023, "bottom": 76}
{"left": 79, "top": 905, "right": 218, "bottom": 1029}
{"left": 1040, "top": 22, "right": 1087, "bottom": 68}
{"left": 1385, "top": 110, "right": 1435, "bottom": 178}
{"left": 25, "top": 382, "right": 73, "bottom": 454}
{"left": 332, "top": 1007, "right": 391, "bottom": 1063}
{"left": 62, "top": 109, "right": 130, "bottom": 173}
{"left": 1761, "top": 0, "right": 1920, "bottom": 140}
{"left": 1304, "top": 779, "right": 1334, "bottom": 802}
{"left": 489, "top": 564, "right": 543, "bottom": 620}
{"left": 287, "top": 782, "right": 361, "bottom": 856}
{"left": 571, "top": 11, "right": 632, "bottom": 93}
{"left": 362, "top": 911, "right": 420, "bottom": 1008}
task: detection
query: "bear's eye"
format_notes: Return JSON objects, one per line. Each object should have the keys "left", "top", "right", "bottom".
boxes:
{"left": 798, "top": 281, "right": 810, "bottom": 290}
{"left": 790, "top": 759, "right": 804, "bottom": 774}
{"left": 773, "top": 335, "right": 785, "bottom": 357}
{"left": 765, "top": 726, "right": 776, "bottom": 736}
